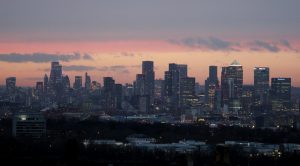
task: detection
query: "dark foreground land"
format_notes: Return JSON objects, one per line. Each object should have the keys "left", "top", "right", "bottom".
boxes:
{"left": 1, "top": 118, "right": 300, "bottom": 165}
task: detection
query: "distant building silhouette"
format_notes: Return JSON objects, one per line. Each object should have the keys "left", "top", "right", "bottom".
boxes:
{"left": 205, "top": 66, "right": 220, "bottom": 111}
{"left": 73, "top": 76, "right": 83, "bottom": 90}
{"left": 142, "top": 61, "right": 155, "bottom": 106}
{"left": 270, "top": 78, "right": 291, "bottom": 111}
{"left": 103, "top": 77, "right": 116, "bottom": 111}
{"left": 254, "top": 67, "right": 270, "bottom": 107}
{"left": 221, "top": 60, "right": 243, "bottom": 112}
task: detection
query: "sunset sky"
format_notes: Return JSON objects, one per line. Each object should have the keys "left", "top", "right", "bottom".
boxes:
{"left": 0, "top": 0, "right": 299, "bottom": 86}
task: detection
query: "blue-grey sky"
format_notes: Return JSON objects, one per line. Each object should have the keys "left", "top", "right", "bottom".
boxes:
{"left": 1, "top": 0, "right": 300, "bottom": 87}
{"left": 0, "top": 0, "right": 299, "bottom": 41}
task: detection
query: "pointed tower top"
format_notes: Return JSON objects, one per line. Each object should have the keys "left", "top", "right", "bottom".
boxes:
{"left": 229, "top": 60, "right": 242, "bottom": 66}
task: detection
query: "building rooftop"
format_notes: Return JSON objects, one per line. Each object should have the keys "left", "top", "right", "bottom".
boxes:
{"left": 229, "top": 60, "right": 242, "bottom": 66}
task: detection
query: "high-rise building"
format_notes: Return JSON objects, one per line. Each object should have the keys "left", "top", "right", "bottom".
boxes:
{"left": 48, "top": 62, "right": 63, "bottom": 99}
{"left": 270, "top": 78, "right": 291, "bottom": 111}
{"left": 177, "top": 64, "right": 188, "bottom": 80}
{"left": 115, "top": 84, "right": 123, "bottom": 109}
{"left": 91, "top": 81, "right": 101, "bottom": 92}
{"left": 242, "top": 85, "right": 254, "bottom": 112}
{"left": 43, "top": 74, "right": 48, "bottom": 94}
{"left": 209, "top": 66, "right": 218, "bottom": 83}
{"left": 35, "top": 81, "right": 44, "bottom": 100}
{"left": 124, "top": 83, "right": 134, "bottom": 100}
{"left": 205, "top": 66, "right": 219, "bottom": 111}
{"left": 103, "top": 77, "right": 116, "bottom": 111}
{"left": 73, "top": 76, "right": 83, "bottom": 90}
{"left": 135, "top": 74, "right": 146, "bottom": 96}
{"left": 254, "top": 67, "right": 270, "bottom": 106}
{"left": 85, "top": 72, "right": 91, "bottom": 92}
{"left": 134, "top": 74, "right": 150, "bottom": 112}
{"left": 221, "top": 60, "right": 243, "bottom": 112}
{"left": 139, "top": 95, "right": 150, "bottom": 113}
{"left": 163, "top": 71, "right": 172, "bottom": 106}
{"left": 163, "top": 64, "right": 180, "bottom": 112}
{"left": 154, "top": 79, "right": 164, "bottom": 99}
{"left": 180, "top": 77, "right": 196, "bottom": 108}
{"left": 49, "top": 61, "right": 62, "bottom": 85}
{"left": 142, "top": 61, "right": 155, "bottom": 105}
{"left": 62, "top": 75, "right": 70, "bottom": 91}
{"left": 6, "top": 77, "right": 16, "bottom": 94}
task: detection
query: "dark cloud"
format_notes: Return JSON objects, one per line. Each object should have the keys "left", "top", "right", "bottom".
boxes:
{"left": 169, "top": 37, "right": 239, "bottom": 51}
{"left": 250, "top": 41, "right": 280, "bottom": 52}
{"left": 169, "top": 37, "right": 298, "bottom": 53}
{"left": 249, "top": 40, "right": 299, "bottom": 52}
{"left": 280, "top": 40, "right": 298, "bottom": 52}
{"left": 82, "top": 53, "right": 94, "bottom": 60}
{"left": 0, "top": 52, "right": 92, "bottom": 63}
{"left": 63, "top": 65, "right": 96, "bottom": 71}
{"left": 99, "top": 65, "right": 130, "bottom": 73}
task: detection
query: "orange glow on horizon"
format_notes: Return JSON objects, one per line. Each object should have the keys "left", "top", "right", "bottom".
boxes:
{"left": 0, "top": 40, "right": 299, "bottom": 87}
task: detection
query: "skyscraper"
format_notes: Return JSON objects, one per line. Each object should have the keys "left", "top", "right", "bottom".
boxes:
{"left": 180, "top": 77, "right": 196, "bottom": 108}
{"left": 73, "top": 76, "right": 83, "bottom": 90}
{"left": 163, "top": 63, "right": 180, "bottom": 112}
{"left": 43, "top": 74, "right": 48, "bottom": 95}
{"left": 154, "top": 79, "right": 164, "bottom": 99}
{"left": 209, "top": 66, "right": 218, "bottom": 83}
{"left": 85, "top": 72, "right": 91, "bottom": 92}
{"left": 142, "top": 61, "right": 155, "bottom": 105}
{"left": 270, "top": 78, "right": 291, "bottom": 111}
{"left": 49, "top": 62, "right": 63, "bottom": 99}
{"left": 177, "top": 64, "right": 188, "bottom": 80}
{"left": 205, "top": 66, "right": 219, "bottom": 111}
{"left": 49, "top": 61, "right": 62, "bottom": 85}
{"left": 62, "top": 75, "right": 70, "bottom": 91}
{"left": 254, "top": 67, "right": 270, "bottom": 106}
{"left": 35, "top": 81, "right": 44, "bottom": 100}
{"left": 115, "top": 84, "right": 123, "bottom": 110}
{"left": 134, "top": 74, "right": 150, "bottom": 112}
{"left": 6, "top": 77, "right": 16, "bottom": 94}
{"left": 103, "top": 77, "right": 116, "bottom": 111}
{"left": 221, "top": 60, "right": 243, "bottom": 112}
{"left": 135, "top": 74, "right": 146, "bottom": 96}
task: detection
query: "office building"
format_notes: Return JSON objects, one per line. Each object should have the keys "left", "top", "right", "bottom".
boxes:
{"left": 205, "top": 66, "right": 219, "bottom": 111}
{"left": 103, "top": 77, "right": 116, "bottom": 111}
{"left": 115, "top": 83, "right": 123, "bottom": 109}
{"left": 6, "top": 77, "right": 16, "bottom": 94}
{"left": 221, "top": 60, "right": 243, "bottom": 112}
{"left": 35, "top": 81, "right": 44, "bottom": 100}
{"left": 142, "top": 61, "right": 155, "bottom": 105}
{"left": 85, "top": 72, "right": 91, "bottom": 92}
{"left": 254, "top": 67, "right": 270, "bottom": 106}
{"left": 49, "top": 61, "right": 62, "bottom": 85}
{"left": 180, "top": 77, "right": 196, "bottom": 108}
{"left": 270, "top": 78, "right": 291, "bottom": 111}
{"left": 163, "top": 64, "right": 180, "bottom": 112}
{"left": 73, "top": 76, "right": 83, "bottom": 90}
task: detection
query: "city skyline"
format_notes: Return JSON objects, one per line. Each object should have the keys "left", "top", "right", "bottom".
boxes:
{"left": 0, "top": 60, "right": 297, "bottom": 87}
{"left": 0, "top": 1, "right": 300, "bottom": 86}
